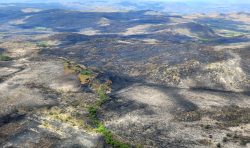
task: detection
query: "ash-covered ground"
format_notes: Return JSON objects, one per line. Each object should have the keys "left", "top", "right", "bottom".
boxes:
{"left": 0, "top": 4, "right": 250, "bottom": 148}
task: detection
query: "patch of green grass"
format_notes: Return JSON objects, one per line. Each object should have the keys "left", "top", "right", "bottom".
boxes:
{"left": 88, "top": 106, "right": 98, "bottom": 119}
{"left": 96, "top": 124, "right": 130, "bottom": 148}
{"left": 87, "top": 83, "right": 131, "bottom": 147}
{"left": 0, "top": 54, "right": 12, "bottom": 61}
{"left": 96, "top": 84, "right": 109, "bottom": 105}
{"left": 87, "top": 107, "right": 100, "bottom": 126}
{"left": 80, "top": 69, "right": 93, "bottom": 76}
{"left": 87, "top": 85, "right": 108, "bottom": 125}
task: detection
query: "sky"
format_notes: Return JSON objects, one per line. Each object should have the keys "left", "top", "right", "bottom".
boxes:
{"left": 1, "top": 0, "right": 250, "bottom": 4}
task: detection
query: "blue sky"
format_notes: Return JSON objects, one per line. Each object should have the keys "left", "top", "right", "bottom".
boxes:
{"left": 1, "top": 0, "right": 250, "bottom": 4}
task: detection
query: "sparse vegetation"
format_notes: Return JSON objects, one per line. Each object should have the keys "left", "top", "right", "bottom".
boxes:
{"left": 87, "top": 82, "right": 131, "bottom": 147}
{"left": 63, "top": 61, "right": 95, "bottom": 84}
{"left": 0, "top": 54, "right": 12, "bottom": 61}
{"left": 87, "top": 84, "right": 109, "bottom": 119}
{"left": 96, "top": 84, "right": 109, "bottom": 104}
{"left": 78, "top": 74, "right": 91, "bottom": 84}
{"left": 218, "top": 133, "right": 250, "bottom": 146}
{"left": 62, "top": 60, "right": 131, "bottom": 147}
{"left": 175, "top": 110, "right": 202, "bottom": 122}
{"left": 208, "top": 105, "right": 250, "bottom": 127}
{"left": 39, "top": 106, "right": 88, "bottom": 136}
{"left": 80, "top": 69, "right": 93, "bottom": 75}
{"left": 96, "top": 124, "right": 130, "bottom": 148}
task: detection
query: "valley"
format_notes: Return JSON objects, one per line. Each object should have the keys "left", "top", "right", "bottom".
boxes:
{"left": 0, "top": 2, "right": 250, "bottom": 148}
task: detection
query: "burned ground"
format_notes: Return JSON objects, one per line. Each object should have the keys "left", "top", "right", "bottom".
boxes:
{"left": 0, "top": 5, "right": 250, "bottom": 148}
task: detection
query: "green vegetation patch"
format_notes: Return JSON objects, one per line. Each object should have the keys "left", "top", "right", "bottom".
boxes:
{"left": 0, "top": 54, "right": 12, "bottom": 61}
{"left": 37, "top": 41, "right": 50, "bottom": 48}
{"left": 63, "top": 61, "right": 95, "bottom": 84}
{"left": 87, "top": 83, "right": 131, "bottom": 148}
{"left": 96, "top": 84, "right": 109, "bottom": 104}
{"left": 87, "top": 83, "right": 110, "bottom": 125}
{"left": 96, "top": 124, "right": 130, "bottom": 148}
{"left": 80, "top": 69, "right": 93, "bottom": 75}
{"left": 62, "top": 59, "right": 132, "bottom": 147}
{"left": 49, "top": 110, "right": 85, "bottom": 127}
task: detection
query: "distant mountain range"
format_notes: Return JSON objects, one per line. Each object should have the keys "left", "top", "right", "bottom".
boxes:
{"left": 1, "top": 0, "right": 250, "bottom": 14}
